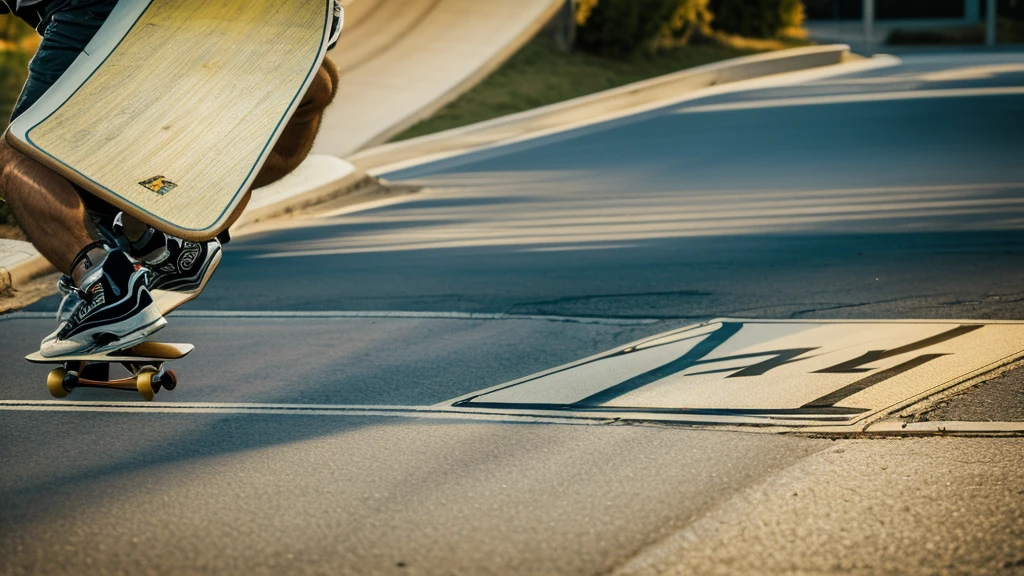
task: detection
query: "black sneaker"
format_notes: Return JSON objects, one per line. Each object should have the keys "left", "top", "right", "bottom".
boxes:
{"left": 149, "top": 236, "right": 223, "bottom": 294}
{"left": 111, "top": 213, "right": 223, "bottom": 304}
{"left": 39, "top": 249, "right": 166, "bottom": 358}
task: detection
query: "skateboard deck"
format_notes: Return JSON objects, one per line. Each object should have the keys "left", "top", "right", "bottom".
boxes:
{"left": 6, "top": 0, "right": 336, "bottom": 241}
{"left": 27, "top": 342, "right": 193, "bottom": 401}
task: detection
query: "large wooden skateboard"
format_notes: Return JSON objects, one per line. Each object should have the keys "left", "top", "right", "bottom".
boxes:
{"left": 5, "top": 0, "right": 336, "bottom": 241}
{"left": 27, "top": 342, "right": 194, "bottom": 401}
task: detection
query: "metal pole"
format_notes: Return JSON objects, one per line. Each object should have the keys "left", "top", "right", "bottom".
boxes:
{"left": 986, "top": 0, "right": 997, "bottom": 46}
{"left": 863, "top": 0, "right": 874, "bottom": 54}
{"left": 965, "top": 0, "right": 981, "bottom": 24}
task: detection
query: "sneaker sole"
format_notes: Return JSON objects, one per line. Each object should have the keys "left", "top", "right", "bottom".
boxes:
{"left": 39, "top": 302, "right": 168, "bottom": 358}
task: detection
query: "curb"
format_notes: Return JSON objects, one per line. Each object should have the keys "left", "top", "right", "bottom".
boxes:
{"left": 231, "top": 155, "right": 375, "bottom": 230}
{"left": 0, "top": 240, "right": 54, "bottom": 294}
{"left": 350, "top": 44, "right": 857, "bottom": 173}
{"left": 864, "top": 420, "right": 1024, "bottom": 436}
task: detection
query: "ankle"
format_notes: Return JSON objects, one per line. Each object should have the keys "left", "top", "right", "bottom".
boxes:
{"left": 70, "top": 242, "right": 112, "bottom": 286}
{"left": 117, "top": 213, "right": 149, "bottom": 242}
{"left": 113, "top": 212, "right": 169, "bottom": 264}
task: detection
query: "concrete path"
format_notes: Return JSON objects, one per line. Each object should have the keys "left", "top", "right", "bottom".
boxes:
{"left": 2, "top": 52, "right": 1023, "bottom": 574}
{"left": 315, "top": 0, "right": 564, "bottom": 157}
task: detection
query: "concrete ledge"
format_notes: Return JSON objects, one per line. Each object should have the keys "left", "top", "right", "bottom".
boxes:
{"left": 350, "top": 44, "right": 855, "bottom": 173}
{"left": 316, "top": 0, "right": 565, "bottom": 157}
{"left": 865, "top": 420, "right": 1024, "bottom": 436}
{"left": 0, "top": 240, "right": 54, "bottom": 295}
{"left": 231, "top": 155, "right": 374, "bottom": 230}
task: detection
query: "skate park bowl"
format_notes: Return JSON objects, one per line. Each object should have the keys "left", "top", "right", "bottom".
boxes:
{"left": 314, "top": 0, "right": 565, "bottom": 157}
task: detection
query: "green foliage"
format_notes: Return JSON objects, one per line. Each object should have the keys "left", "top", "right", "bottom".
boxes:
{"left": 709, "top": 0, "right": 805, "bottom": 38}
{"left": 1, "top": 15, "right": 36, "bottom": 229}
{"left": 575, "top": 0, "right": 600, "bottom": 25}
{"left": 576, "top": 0, "right": 680, "bottom": 57}
{"left": 1, "top": 14, "right": 36, "bottom": 128}
{"left": 663, "top": 0, "right": 714, "bottom": 45}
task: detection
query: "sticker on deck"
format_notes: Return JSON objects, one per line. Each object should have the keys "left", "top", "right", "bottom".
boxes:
{"left": 451, "top": 319, "right": 1024, "bottom": 429}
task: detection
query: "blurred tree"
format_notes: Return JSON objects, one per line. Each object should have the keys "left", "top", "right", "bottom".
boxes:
{"left": 709, "top": 0, "right": 805, "bottom": 38}
{"left": 2, "top": 14, "right": 37, "bottom": 127}
{"left": 548, "top": 0, "right": 578, "bottom": 52}
{"left": 664, "top": 0, "right": 714, "bottom": 45}
{"left": 576, "top": 0, "right": 714, "bottom": 56}
{"left": 1, "top": 14, "right": 37, "bottom": 229}
{"left": 1001, "top": 0, "right": 1024, "bottom": 19}
{"left": 576, "top": 0, "right": 600, "bottom": 25}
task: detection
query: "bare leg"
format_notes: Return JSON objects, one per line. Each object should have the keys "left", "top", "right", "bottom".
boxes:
{"left": 0, "top": 138, "right": 104, "bottom": 283}
{"left": 249, "top": 58, "right": 339, "bottom": 191}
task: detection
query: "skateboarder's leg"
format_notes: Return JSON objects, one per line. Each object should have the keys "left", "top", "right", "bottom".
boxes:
{"left": 1, "top": 0, "right": 119, "bottom": 279}
{"left": 208, "top": 57, "right": 338, "bottom": 233}
{"left": 0, "top": 139, "right": 104, "bottom": 280}
{"left": 3, "top": 0, "right": 165, "bottom": 356}
{"left": 251, "top": 57, "right": 340, "bottom": 190}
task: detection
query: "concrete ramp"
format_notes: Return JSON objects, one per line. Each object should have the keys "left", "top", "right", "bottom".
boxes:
{"left": 315, "top": 0, "right": 564, "bottom": 157}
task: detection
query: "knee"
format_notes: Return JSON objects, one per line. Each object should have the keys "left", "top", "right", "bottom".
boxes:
{"left": 0, "top": 138, "right": 24, "bottom": 193}
{"left": 292, "top": 58, "right": 338, "bottom": 123}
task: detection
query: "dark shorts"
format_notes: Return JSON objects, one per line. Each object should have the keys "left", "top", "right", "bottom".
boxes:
{"left": 10, "top": 0, "right": 118, "bottom": 122}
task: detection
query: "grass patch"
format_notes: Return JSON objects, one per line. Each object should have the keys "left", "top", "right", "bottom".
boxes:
{"left": 2, "top": 15, "right": 37, "bottom": 235}
{"left": 1, "top": 15, "right": 37, "bottom": 130}
{"left": 391, "top": 35, "right": 794, "bottom": 142}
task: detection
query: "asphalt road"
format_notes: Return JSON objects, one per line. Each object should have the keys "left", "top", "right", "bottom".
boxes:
{"left": 2, "top": 52, "right": 1024, "bottom": 575}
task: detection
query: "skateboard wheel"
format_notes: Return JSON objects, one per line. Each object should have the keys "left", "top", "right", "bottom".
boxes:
{"left": 136, "top": 370, "right": 156, "bottom": 401}
{"left": 47, "top": 368, "right": 70, "bottom": 398}
{"left": 161, "top": 370, "right": 178, "bottom": 391}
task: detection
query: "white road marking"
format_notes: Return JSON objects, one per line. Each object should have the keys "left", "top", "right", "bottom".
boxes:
{"left": 0, "top": 400, "right": 613, "bottom": 426}
{"left": 676, "top": 86, "right": 1024, "bottom": 114}
{"left": 6, "top": 316, "right": 1019, "bottom": 434}
{"left": 451, "top": 319, "right": 1024, "bottom": 430}
{"left": 0, "top": 310, "right": 661, "bottom": 326}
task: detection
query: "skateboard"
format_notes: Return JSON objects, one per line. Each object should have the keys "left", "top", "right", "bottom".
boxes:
{"left": 26, "top": 342, "right": 193, "bottom": 401}
{"left": 5, "top": 0, "right": 337, "bottom": 241}
{"left": 24, "top": 290, "right": 202, "bottom": 401}
{"left": 23, "top": 244, "right": 219, "bottom": 400}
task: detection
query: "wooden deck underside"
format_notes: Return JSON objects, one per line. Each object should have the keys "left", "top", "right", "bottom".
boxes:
{"left": 9, "top": 0, "right": 332, "bottom": 240}
{"left": 26, "top": 342, "right": 194, "bottom": 364}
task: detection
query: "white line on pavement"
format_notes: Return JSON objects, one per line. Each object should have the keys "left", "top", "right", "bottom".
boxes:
{"left": 4, "top": 400, "right": 1020, "bottom": 435}
{"left": 0, "top": 310, "right": 663, "bottom": 326}
{"left": 0, "top": 400, "right": 614, "bottom": 425}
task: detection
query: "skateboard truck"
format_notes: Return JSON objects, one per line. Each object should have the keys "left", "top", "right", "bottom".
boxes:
{"left": 28, "top": 342, "right": 193, "bottom": 401}
{"left": 47, "top": 362, "right": 178, "bottom": 401}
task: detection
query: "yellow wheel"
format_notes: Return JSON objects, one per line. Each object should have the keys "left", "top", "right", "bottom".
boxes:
{"left": 136, "top": 370, "right": 156, "bottom": 401}
{"left": 46, "top": 368, "right": 69, "bottom": 399}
